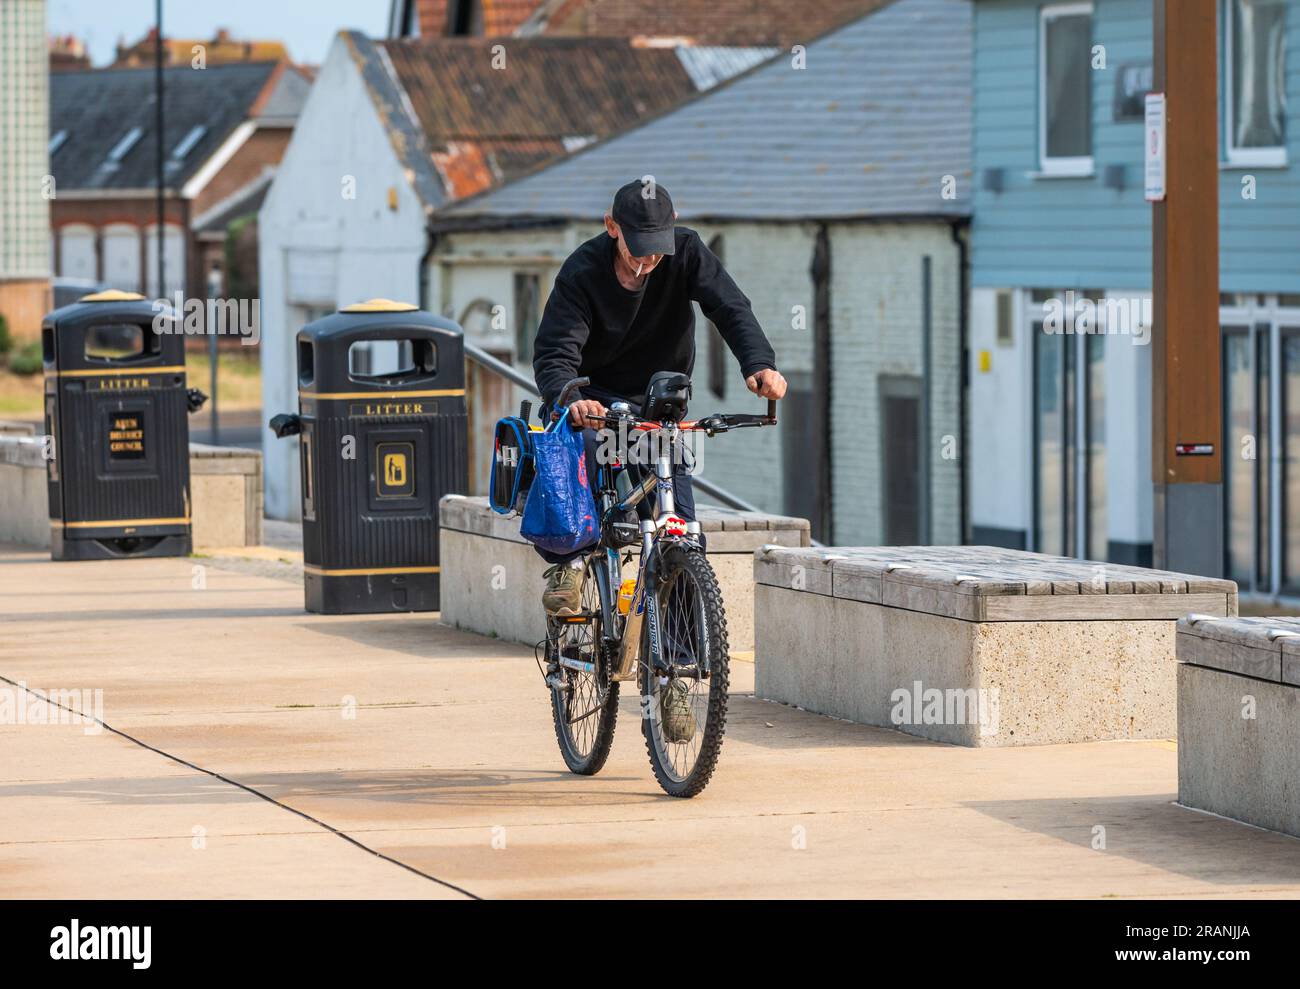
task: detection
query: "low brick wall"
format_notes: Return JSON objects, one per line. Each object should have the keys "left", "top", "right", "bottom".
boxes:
{"left": 438, "top": 494, "right": 810, "bottom": 652}
{"left": 755, "top": 545, "right": 1238, "bottom": 747}
{"left": 0, "top": 435, "right": 262, "bottom": 551}
{"left": 1177, "top": 615, "right": 1300, "bottom": 838}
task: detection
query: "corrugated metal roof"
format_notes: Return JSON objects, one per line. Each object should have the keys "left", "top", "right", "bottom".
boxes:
{"left": 438, "top": 0, "right": 972, "bottom": 224}
{"left": 49, "top": 62, "right": 282, "bottom": 191}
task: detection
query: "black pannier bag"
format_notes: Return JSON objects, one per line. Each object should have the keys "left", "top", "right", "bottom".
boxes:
{"left": 489, "top": 400, "right": 540, "bottom": 515}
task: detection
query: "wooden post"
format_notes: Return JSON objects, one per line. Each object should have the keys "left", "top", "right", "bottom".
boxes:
{"left": 1151, "top": 0, "right": 1222, "bottom": 576}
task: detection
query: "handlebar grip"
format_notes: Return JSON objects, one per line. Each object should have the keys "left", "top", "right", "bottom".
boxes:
{"left": 766, "top": 398, "right": 777, "bottom": 424}
{"left": 556, "top": 376, "right": 591, "bottom": 409}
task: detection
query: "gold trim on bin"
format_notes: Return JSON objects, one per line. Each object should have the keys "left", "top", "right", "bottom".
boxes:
{"left": 79, "top": 289, "right": 147, "bottom": 303}
{"left": 53, "top": 365, "right": 187, "bottom": 378}
{"left": 55, "top": 517, "right": 191, "bottom": 529}
{"left": 299, "top": 387, "right": 465, "bottom": 400}
{"left": 338, "top": 298, "right": 418, "bottom": 313}
{"left": 303, "top": 564, "right": 440, "bottom": 577}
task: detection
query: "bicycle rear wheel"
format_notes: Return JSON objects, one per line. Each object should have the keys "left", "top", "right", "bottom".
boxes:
{"left": 640, "top": 544, "right": 729, "bottom": 798}
{"left": 549, "top": 556, "right": 619, "bottom": 775}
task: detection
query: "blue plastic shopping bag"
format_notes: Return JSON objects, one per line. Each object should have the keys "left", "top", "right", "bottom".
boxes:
{"left": 519, "top": 412, "right": 598, "bottom": 555}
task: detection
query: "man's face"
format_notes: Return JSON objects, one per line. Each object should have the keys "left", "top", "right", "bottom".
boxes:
{"left": 605, "top": 215, "right": 664, "bottom": 275}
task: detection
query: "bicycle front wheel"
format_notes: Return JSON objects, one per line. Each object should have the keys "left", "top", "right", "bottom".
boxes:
{"left": 640, "top": 544, "right": 730, "bottom": 798}
{"left": 549, "top": 556, "right": 619, "bottom": 775}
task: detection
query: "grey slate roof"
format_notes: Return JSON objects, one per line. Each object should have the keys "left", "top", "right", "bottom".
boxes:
{"left": 49, "top": 62, "right": 284, "bottom": 192}
{"left": 436, "top": 0, "right": 972, "bottom": 225}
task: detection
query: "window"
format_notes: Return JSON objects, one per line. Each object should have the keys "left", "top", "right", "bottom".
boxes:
{"left": 48, "top": 130, "right": 67, "bottom": 155}
{"left": 513, "top": 272, "right": 540, "bottom": 366}
{"left": 1226, "top": 0, "right": 1287, "bottom": 166}
{"left": 84, "top": 323, "right": 156, "bottom": 362}
{"left": 171, "top": 125, "right": 207, "bottom": 161}
{"left": 447, "top": 0, "right": 483, "bottom": 36}
{"left": 1039, "top": 3, "right": 1094, "bottom": 176}
{"left": 880, "top": 376, "right": 923, "bottom": 545}
{"left": 1030, "top": 291, "right": 1108, "bottom": 559}
{"left": 105, "top": 126, "right": 143, "bottom": 166}
{"left": 996, "top": 290, "right": 1014, "bottom": 346}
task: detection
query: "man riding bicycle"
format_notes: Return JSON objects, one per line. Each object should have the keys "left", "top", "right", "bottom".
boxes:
{"left": 532, "top": 178, "right": 787, "bottom": 617}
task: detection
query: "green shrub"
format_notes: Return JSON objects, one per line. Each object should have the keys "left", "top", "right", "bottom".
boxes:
{"left": 8, "top": 340, "right": 43, "bottom": 376}
{"left": 0, "top": 313, "right": 12, "bottom": 356}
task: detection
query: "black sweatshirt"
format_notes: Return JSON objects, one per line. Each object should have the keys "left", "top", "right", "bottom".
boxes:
{"left": 532, "top": 226, "right": 777, "bottom": 408}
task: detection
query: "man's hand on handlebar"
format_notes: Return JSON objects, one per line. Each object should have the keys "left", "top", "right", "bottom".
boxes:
{"left": 746, "top": 368, "right": 787, "bottom": 400}
{"left": 567, "top": 398, "right": 608, "bottom": 430}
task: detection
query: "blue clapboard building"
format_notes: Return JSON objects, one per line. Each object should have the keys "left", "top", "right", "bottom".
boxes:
{"left": 968, "top": 0, "right": 1299, "bottom": 595}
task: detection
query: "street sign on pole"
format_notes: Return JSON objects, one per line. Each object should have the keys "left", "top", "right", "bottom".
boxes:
{"left": 1144, "top": 92, "right": 1166, "bottom": 202}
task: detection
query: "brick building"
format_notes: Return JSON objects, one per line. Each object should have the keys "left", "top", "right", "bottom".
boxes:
{"left": 388, "top": 0, "right": 892, "bottom": 43}
{"left": 111, "top": 27, "right": 290, "bottom": 69}
{"left": 48, "top": 60, "right": 310, "bottom": 306}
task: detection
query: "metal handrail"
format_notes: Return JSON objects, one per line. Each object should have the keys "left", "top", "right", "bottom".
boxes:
{"left": 463, "top": 342, "right": 790, "bottom": 520}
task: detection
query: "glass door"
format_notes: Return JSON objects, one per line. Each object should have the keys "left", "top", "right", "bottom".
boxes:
{"left": 1222, "top": 327, "right": 1257, "bottom": 587}
{"left": 1220, "top": 297, "right": 1300, "bottom": 597}
{"left": 1034, "top": 320, "right": 1072, "bottom": 556}
{"left": 1282, "top": 327, "right": 1300, "bottom": 593}
{"left": 1031, "top": 298, "right": 1106, "bottom": 560}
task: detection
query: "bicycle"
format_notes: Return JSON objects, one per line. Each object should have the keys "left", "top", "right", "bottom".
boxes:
{"left": 540, "top": 372, "right": 777, "bottom": 798}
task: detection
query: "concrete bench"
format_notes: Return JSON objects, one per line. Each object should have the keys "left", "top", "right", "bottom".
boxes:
{"left": 438, "top": 494, "right": 810, "bottom": 651}
{"left": 755, "top": 545, "right": 1238, "bottom": 747}
{"left": 0, "top": 434, "right": 51, "bottom": 547}
{"left": 0, "top": 435, "right": 262, "bottom": 551}
{"left": 1177, "top": 615, "right": 1300, "bottom": 838}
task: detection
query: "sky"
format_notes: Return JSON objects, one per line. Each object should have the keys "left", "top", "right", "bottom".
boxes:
{"left": 47, "top": 0, "right": 391, "bottom": 67}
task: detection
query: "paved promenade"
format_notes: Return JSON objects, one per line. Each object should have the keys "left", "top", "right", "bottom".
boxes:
{"left": 2, "top": 544, "right": 1299, "bottom": 899}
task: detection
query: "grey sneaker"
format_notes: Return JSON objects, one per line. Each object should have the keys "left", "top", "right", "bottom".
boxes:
{"left": 543, "top": 562, "right": 584, "bottom": 617}
{"left": 659, "top": 679, "right": 696, "bottom": 743}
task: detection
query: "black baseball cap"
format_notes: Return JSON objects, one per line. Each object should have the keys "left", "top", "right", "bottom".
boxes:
{"left": 611, "top": 180, "right": 676, "bottom": 257}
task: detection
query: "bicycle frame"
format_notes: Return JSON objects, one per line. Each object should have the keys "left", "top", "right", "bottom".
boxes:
{"left": 557, "top": 420, "right": 699, "bottom": 683}
{"left": 548, "top": 379, "right": 775, "bottom": 685}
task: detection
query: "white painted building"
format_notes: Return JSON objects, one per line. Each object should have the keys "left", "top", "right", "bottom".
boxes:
{"left": 258, "top": 30, "right": 774, "bottom": 519}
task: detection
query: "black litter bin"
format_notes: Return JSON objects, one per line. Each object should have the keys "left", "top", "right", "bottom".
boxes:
{"left": 43, "top": 289, "right": 203, "bottom": 561}
{"left": 271, "top": 299, "right": 468, "bottom": 614}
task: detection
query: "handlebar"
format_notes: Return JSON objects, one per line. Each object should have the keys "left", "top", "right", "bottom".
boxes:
{"left": 555, "top": 376, "right": 778, "bottom": 434}
{"left": 556, "top": 376, "right": 590, "bottom": 410}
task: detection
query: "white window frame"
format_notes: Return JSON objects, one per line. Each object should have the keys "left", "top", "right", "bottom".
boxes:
{"left": 1224, "top": 0, "right": 1289, "bottom": 168}
{"left": 1038, "top": 2, "right": 1096, "bottom": 177}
